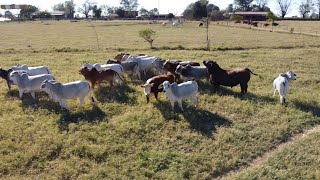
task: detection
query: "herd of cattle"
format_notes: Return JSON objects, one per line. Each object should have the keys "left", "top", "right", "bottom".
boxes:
{"left": 0, "top": 53, "right": 297, "bottom": 111}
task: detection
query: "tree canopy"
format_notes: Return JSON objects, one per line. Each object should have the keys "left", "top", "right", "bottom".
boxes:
{"left": 183, "top": 0, "right": 220, "bottom": 19}
{"left": 120, "top": 0, "right": 139, "bottom": 11}
{"left": 53, "top": 0, "right": 75, "bottom": 18}
{"left": 20, "top": 5, "right": 38, "bottom": 19}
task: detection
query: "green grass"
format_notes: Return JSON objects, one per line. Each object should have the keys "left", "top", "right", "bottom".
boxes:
{"left": 0, "top": 21, "right": 319, "bottom": 179}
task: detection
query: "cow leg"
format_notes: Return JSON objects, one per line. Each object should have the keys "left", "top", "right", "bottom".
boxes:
{"left": 192, "top": 95, "right": 198, "bottom": 108}
{"left": 6, "top": 80, "right": 11, "bottom": 90}
{"left": 273, "top": 89, "right": 277, "bottom": 96}
{"left": 79, "top": 97, "right": 84, "bottom": 108}
{"left": 60, "top": 100, "right": 69, "bottom": 110}
{"left": 19, "top": 90, "right": 24, "bottom": 99}
{"left": 30, "top": 92, "right": 36, "bottom": 99}
{"left": 240, "top": 83, "right": 248, "bottom": 94}
{"left": 154, "top": 91, "right": 159, "bottom": 101}
{"left": 178, "top": 99, "right": 184, "bottom": 112}
{"left": 170, "top": 100, "right": 175, "bottom": 111}
{"left": 91, "top": 81, "right": 96, "bottom": 90}
{"left": 146, "top": 95, "right": 150, "bottom": 103}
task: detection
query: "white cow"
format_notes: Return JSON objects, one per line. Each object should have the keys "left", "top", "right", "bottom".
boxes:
{"left": 159, "top": 80, "right": 198, "bottom": 111}
{"left": 40, "top": 80, "right": 94, "bottom": 110}
{"left": 11, "top": 64, "right": 52, "bottom": 76}
{"left": 10, "top": 71, "right": 55, "bottom": 99}
{"left": 273, "top": 71, "right": 297, "bottom": 104}
{"left": 121, "top": 55, "right": 162, "bottom": 78}
{"left": 82, "top": 63, "right": 124, "bottom": 84}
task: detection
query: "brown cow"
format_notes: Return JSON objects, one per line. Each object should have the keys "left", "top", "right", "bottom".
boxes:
{"left": 0, "top": 68, "right": 13, "bottom": 90}
{"left": 203, "top": 61, "right": 258, "bottom": 94}
{"left": 140, "top": 74, "right": 175, "bottom": 103}
{"left": 79, "top": 67, "right": 124, "bottom": 89}
{"left": 162, "top": 60, "right": 200, "bottom": 80}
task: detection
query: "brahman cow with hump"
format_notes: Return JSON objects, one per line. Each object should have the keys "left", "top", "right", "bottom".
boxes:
{"left": 273, "top": 71, "right": 297, "bottom": 105}
{"left": 79, "top": 67, "right": 124, "bottom": 89}
{"left": 41, "top": 80, "right": 94, "bottom": 110}
{"left": 0, "top": 68, "right": 13, "bottom": 90}
{"left": 10, "top": 71, "right": 55, "bottom": 99}
{"left": 159, "top": 80, "right": 198, "bottom": 112}
{"left": 140, "top": 74, "right": 175, "bottom": 103}
{"left": 114, "top": 53, "right": 163, "bottom": 78}
{"left": 175, "top": 64, "right": 208, "bottom": 82}
{"left": 203, "top": 61, "right": 258, "bottom": 94}
{"left": 11, "top": 64, "right": 52, "bottom": 76}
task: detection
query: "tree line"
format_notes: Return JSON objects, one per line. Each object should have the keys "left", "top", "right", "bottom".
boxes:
{"left": 182, "top": 0, "right": 320, "bottom": 20}
{"left": 5, "top": 0, "right": 320, "bottom": 20}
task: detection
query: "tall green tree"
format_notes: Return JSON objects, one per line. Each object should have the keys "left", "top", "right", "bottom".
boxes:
{"left": 234, "top": 0, "right": 254, "bottom": 11}
{"left": 53, "top": 0, "right": 75, "bottom": 18}
{"left": 20, "top": 5, "right": 38, "bottom": 19}
{"left": 120, "top": 0, "right": 139, "bottom": 11}
{"left": 92, "top": 5, "right": 102, "bottom": 18}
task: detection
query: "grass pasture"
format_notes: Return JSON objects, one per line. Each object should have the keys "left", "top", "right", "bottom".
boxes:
{"left": 0, "top": 21, "right": 320, "bottom": 179}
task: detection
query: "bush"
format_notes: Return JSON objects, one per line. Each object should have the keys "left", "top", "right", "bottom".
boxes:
{"left": 290, "top": 27, "right": 294, "bottom": 34}
{"left": 138, "top": 28, "right": 156, "bottom": 49}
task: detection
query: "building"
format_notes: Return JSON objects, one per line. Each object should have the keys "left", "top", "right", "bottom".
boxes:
{"left": 234, "top": 12, "right": 268, "bottom": 21}
{"left": 50, "top": 11, "right": 67, "bottom": 19}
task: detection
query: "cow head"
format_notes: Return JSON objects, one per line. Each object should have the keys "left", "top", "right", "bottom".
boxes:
{"left": 140, "top": 83, "right": 154, "bottom": 97}
{"left": 0, "top": 68, "right": 7, "bottom": 79}
{"left": 159, "top": 81, "right": 171, "bottom": 92}
{"left": 175, "top": 65, "right": 185, "bottom": 75}
{"left": 286, "top": 71, "right": 297, "bottom": 81}
{"left": 203, "top": 61, "right": 221, "bottom": 73}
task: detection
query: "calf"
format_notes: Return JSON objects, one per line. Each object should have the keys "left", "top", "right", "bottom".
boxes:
{"left": 159, "top": 80, "right": 198, "bottom": 111}
{"left": 11, "top": 64, "right": 52, "bottom": 76}
{"left": 203, "top": 61, "right": 258, "bottom": 94}
{"left": 175, "top": 64, "right": 208, "bottom": 82}
{"left": 79, "top": 67, "right": 124, "bottom": 89}
{"left": 199, "top": 22, "right": 203, "bottom": 27}
{"left": 9, "top": 71, "right": 55, "bottom": 99}
{"left": 0, "top": 68, "right": 13, "bottom": 90}
{"left": 41, "top": 80, "right": 94, "bottom": 110}
{"left": 140, "top": 74, "right": 175, "bottom": 103}
{"left": 273, "top": 71, "right": 297, "bottom": 104}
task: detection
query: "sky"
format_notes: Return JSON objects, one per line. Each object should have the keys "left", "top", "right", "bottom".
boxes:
{"left": 0, "top": 0, "right": 301, "bottom": 17}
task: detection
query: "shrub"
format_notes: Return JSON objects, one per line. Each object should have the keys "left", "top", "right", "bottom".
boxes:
{"left": 290, "top": 27, "right": 294, "bottom": 34}
{"left": 138, "top": 28, "right": 156, "bottom": 49}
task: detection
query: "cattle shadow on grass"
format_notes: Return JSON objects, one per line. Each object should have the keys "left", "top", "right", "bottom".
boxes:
{"left": 292, "top": 100, "right": 320, "bottom": 117}
{"left": 198, "top": 81, "right": 278, "bottom": 105}
{"left": 57, "top": 105, "right": 107, "bottom": 131}
{"left": 94, "top": 84, "right": 137, "bottom": 104}
{"left": 154, "top": 101, "right": 232, "bottom": 137}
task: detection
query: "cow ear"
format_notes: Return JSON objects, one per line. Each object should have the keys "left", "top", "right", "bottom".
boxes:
{"left": 158, "top": 84, "right": 163, "bottom": 89}
{"left": 140, "top": 85, "right": 146, "bottom": 88}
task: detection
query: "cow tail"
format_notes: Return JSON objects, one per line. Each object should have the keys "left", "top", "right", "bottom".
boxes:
{"left": 247, "top": 68, "right": 259, "bottom": 76}
{"left": 88, "top": 83, "right": 95, "bottom": 103}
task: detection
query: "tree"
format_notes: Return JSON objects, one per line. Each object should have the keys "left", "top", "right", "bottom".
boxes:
{"left": 120, "top": 0, "right": 139, "bottom": 11}
{"left": 182, "top": 3, "right": 194, "bottom": 18}
{"left": 166, "top": 13, "right": 175, "bottom": 19}
{"left": 115, "top": 7, "right": 125, "bottom": 18}
{"left": 234, "top": 0, "right": 254, "bottom": 11}
{"left": 139, "top": 28, "right": 156, "bottom": 49}
{"left": 20, "top": 5, "right": 38, "bottom": 19}
{"left": 53, "top": 0, "right": 75, "bottom": 18}
{"left": 149, "top": 8, "right": 158, "bottom": 15}
{"left": 299, "top": 0, "right": 314, "bottom": 19}
{"left": 276, "top": 0, "right": 292, "bottom": 19}
{"left": 78, "top": 0, "right": 96, "bottom": 18}
{"left": 226, "top": 4, "right": 234, "bottom": 13}
{"left": 255, "top": 0, "right": 268, "bottom": 10}
{"left": 92, "top": 5, "right": 102, "bottom": 18}
{"left": 139, "top": 7, "right": 149, "bottom": 16}
{"left": 38, "top": 11, "right": 52, "bottom": 19}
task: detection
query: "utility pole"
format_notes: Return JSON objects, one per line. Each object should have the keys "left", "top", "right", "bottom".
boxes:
{"left": 206, "top": 4, "right": 210, "bottom": 51}
{"left": 158, "top": 0, "right": 160, "bottom": 23}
